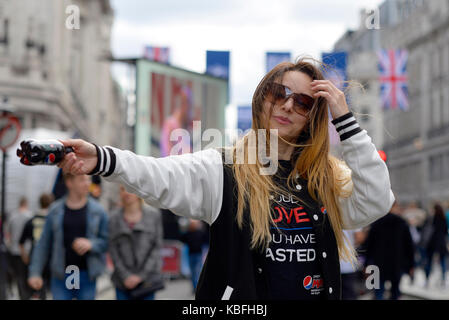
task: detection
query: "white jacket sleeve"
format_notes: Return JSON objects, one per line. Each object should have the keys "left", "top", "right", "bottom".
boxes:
{"left": 332, "top": 112, "right": 395, "bottom": 229}
{"left": 89, "top": 146, "right": 224, "bottom": 225}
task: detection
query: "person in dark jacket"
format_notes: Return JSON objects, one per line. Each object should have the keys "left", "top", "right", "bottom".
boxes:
{"left": 181, "top": 219, "right": 208, "bottom": 292}
{"left": 364, "top": 201, "right": 415, "bottom": 300}
{"left": 424, "top": 203, "right": 448, "bottom": 288}
{"left": 53, "top": 58, "right": 394, "bottom": 300}
{"left": 109, "top": 185, "right": 164, "bottom": 300}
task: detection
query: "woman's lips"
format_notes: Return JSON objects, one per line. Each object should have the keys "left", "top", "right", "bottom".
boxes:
{"left": 273, "top": 116, "right": 292, "bottom": 125}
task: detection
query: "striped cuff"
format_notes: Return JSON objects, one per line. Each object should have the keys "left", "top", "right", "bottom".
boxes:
{"left": 331, "top": 112, "right": 362, "bottom": 142}
{"left": 87, "top": 144, "right": 117, "bottom": 177}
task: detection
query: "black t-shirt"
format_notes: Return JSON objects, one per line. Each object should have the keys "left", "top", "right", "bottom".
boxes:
{"left": 265, "top": 160, "right": 325, "bottom": 300}
{"left": 19, "top": 214, "right": 47, "bottom": 249}
{"left": 63, "top": 204, "right": 88, "bottom": 270}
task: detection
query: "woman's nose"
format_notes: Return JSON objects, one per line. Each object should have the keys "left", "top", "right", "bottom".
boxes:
{"left": 280, "top": 97, "right": 294, "bottom": 112}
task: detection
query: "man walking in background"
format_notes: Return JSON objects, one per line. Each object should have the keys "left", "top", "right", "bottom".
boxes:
{"left": 27, "top": 173, "right": 109, "bottom": 300}
{"left": 364, "top": 201, "right": 415, "bottom": 300}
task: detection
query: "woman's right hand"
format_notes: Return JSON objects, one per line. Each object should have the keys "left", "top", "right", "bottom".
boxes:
{"left": 57, "top": 139, "right": 98, "bottom": 175}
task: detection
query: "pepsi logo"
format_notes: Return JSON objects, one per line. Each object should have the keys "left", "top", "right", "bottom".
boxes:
{"left": 303, "top": 276, "right": 313, "bottom": 290}
{"left": 321, "top": 207, "right": 327, "bottom": 215}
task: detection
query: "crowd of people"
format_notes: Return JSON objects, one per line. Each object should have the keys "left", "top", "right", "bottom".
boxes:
{"left": 2, "top": 173, "right": 208, "bottom": 300}
{"left": 340, "top": 199, "right": 449, "bottom": 300}
{"left": 5, "top": 172, "right": 449, "bottom": 301}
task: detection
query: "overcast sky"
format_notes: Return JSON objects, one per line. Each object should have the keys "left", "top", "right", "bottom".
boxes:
{"left": 110, "top": 0, "right": 384, "bottom": 106}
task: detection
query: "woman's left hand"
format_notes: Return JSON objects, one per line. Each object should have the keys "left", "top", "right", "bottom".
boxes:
{"left": 311, "top": 79, "right": 350, "bottom": 119}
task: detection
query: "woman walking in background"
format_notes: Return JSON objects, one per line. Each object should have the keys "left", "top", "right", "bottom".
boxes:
{"left": 424, "top": 203, "right": 448, "bottom": 288}
{"left": 109, "top": 185, "right": 164, "bottom": 300}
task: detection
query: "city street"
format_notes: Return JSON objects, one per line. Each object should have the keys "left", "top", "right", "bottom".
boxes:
{"left": 5, "top": 265, "right": 449, "bottom": 300}
{"left": 1, "top": 0, "right": 449, "bottom": 306}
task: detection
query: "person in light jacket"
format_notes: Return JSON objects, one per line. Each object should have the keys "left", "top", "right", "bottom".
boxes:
{"left": 52, "top": 57, "right": 394, "bottom": 300}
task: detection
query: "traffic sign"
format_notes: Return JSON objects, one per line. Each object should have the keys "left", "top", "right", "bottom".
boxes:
{"left": 0, "top": 114, "right": 21, "bottom": 152}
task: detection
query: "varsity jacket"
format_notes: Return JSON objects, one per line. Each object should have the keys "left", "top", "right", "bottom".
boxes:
{"left": 90, "top": 112, "right": 395, "bottom": 300}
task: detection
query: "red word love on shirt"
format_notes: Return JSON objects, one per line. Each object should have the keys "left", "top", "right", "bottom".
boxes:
{"left": 272, "top": 206, "right": 310, "bottom": 224}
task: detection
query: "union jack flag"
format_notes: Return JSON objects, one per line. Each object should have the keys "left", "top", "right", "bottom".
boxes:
{"left": 144, "top": 46, "right": 170, "bottom": 64}
{"left": 378, "top": 49, "right": 409, "bottom": 110}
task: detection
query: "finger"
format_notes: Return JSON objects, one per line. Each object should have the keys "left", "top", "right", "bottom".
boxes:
{"left": 312, "top": 79, "right": 339, "bottom": 90}
{"left": 75, "top": 161, "right": 85, "bottom": 174}
{"left": 311, "top": 83, "right": 335, "bottom": 94}
{"left": 62, "top": 153, "right": 77, "bottom": 173}
{"left": 312, "top": 79, "right": 335, "bottom": 86}
{"left": 58, "top": 139, "right": 85, "bottom": 149}
{"left": 313, "top": 91, "right": 332, "bottom": 99}
{"left": 71, "top": 161, "right": 84, "bottom": 175}
{"left": 57, "top": 156, "right": 68, "bottom": 168}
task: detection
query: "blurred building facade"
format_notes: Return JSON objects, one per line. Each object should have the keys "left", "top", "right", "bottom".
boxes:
{"left": 0, "top": 0, "right": 130, "bottom": 148}
{"left": 380, "top": 0, "right": 449, "bottom": 205}
{"left": 0, "top": 0, "right": 132, "bottom": 211}
{"left": 333, "top": 0, "right": 449, "bottom": 206}
{"left": 333, "top": 18, "right": 383, "bottom": 149}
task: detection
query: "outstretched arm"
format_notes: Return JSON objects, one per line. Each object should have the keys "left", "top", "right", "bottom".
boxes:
{"left": 56, "top": 139, "right": 224, "bottom": 225}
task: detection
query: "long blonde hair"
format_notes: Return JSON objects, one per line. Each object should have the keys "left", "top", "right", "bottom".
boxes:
{"left": 229, "top": 57, "right": 356, "bottom": 263}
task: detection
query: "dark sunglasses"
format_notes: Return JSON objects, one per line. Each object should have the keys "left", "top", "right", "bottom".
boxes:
{"left": 264, "top": 82, "right": 315, "bottom": 116}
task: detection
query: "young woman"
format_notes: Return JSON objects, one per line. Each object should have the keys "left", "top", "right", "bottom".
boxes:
{"left": 54, "top": 58, "right": 394, "bottom": 300}
{"left": 109, "top": 185, "right": 164, "bottom": 300}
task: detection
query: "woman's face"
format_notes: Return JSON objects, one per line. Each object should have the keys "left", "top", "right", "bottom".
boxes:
{"left": 119, "top": 186, "right": 140, "bottom": 208}
{"left": 263, "top": 71, "right": 315, "bottom": 141}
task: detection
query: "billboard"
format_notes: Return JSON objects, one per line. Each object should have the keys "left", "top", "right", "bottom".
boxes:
{"left": 206, "top": 50, "right": 230, "bottom": 80}
{"left": 135, "top": 59, "right": 228, "bottom": 157}
{"left": 266, "top": 52, "right": 291, "bottom": 73}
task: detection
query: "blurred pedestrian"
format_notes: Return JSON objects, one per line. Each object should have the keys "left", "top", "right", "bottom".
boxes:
{"left": 5, "top": 196, "right": 32, "bottom": 299}
{"left": 404, "top": 201, "right": 428, "bottom": 270}
{"left": 89, "top": 175, "right": 102, "bottom": 200}
{"left": 54, "top": 58, "right": 394, "bottom": 300}
{"left": 27, "top": 173, "right": 109, "bottom": 300}
{"left": 424, "top": 203, "right": 448, "bottom": 288}
{"left": 364, "top": 201, "right": 415, "bottom": 300}
{"left": 181, "top": 219, "right": 208, "bottom": 293}
{"left": 444, "top": 200, "right": 449, "bottom": 234}
{"left": 340, "top": 229, "right": 364, "bottom": 300}
{"left": 403, "top": 201, "right": 427, "bottom": 229}
{"left": 18, "top": 193, "right": 54, "bottom": 299}
{"left": 109, "top": 185, "right": 164, "bottom": 300}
